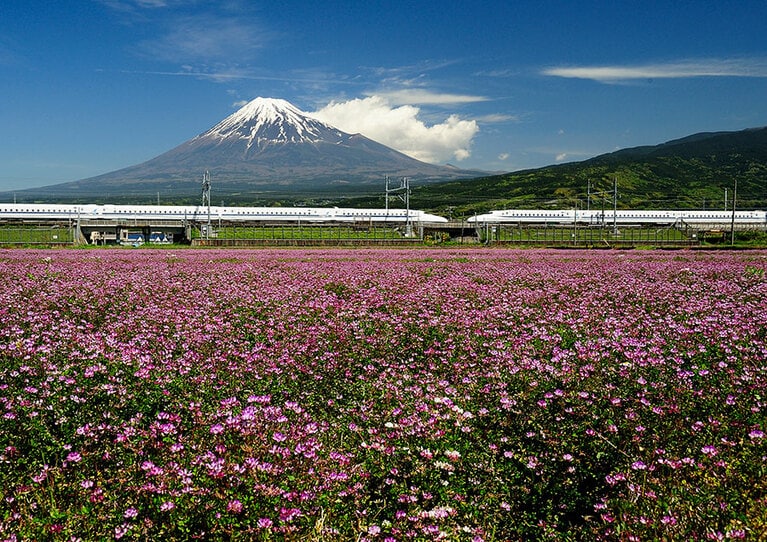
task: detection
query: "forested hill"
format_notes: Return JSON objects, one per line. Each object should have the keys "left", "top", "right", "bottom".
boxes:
{"left": 409, "top": 127, "right": 767, "bottom": 216}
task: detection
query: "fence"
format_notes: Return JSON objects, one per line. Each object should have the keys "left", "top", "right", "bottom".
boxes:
{"left": 480, "top": 224, "right": 697, "bottom": 248}
{"left": 0, "top": 226, "right": 75, "bottom": 246}
{"left": 191, "top": 222, "right": 419, "bottom": 245}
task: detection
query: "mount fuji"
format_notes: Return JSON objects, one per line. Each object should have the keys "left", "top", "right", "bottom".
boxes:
{"left": 23, "top": 97, "right": 487, "bottom": 199}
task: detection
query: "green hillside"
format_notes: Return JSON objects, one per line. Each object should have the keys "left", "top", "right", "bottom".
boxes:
{"left": 404, "top": 127, "right": 767, "bottom": 218}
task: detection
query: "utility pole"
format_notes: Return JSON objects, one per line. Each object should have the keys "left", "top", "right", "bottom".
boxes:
{"left": 724, "top": 187, "right": 728, "bottom": 211}
{"left": 201, "top": 170, "right": 211, "bottom": 240}
{"left": 730, "top": 179, "right": 737, "bottom": 246}
{"left": 613, "top": 176, "right": 618, "bottom": 235}
{"left": 384, "top": 176, "right": 411, "bottom": 235}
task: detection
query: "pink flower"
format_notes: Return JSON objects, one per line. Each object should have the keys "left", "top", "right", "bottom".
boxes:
{"left": 115, "top": 523, "right": 130, "bottom": 539}
{"left": 226, "top": 500, "right": 243, "bottom": 514}
{"left": 160, "top": 501, "right": 175, "bottom": 512}
{"left": 444, "top": 449, "right": 461, "bottom": 461}
{"left": 66, "top": 452, "right": 82, "bottom": 463}
{"left": 701, "top": 445, "right": 718, "bottom": 457}
{"left": 210, "top": 424, "right": 225, "bottom": 435}
{"left": 279, "top": 507, "right": 302, "bottom": 522}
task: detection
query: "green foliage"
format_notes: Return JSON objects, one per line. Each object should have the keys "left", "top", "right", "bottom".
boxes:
{"left": 407, "top": 128, "right": 767, "bottom": 217}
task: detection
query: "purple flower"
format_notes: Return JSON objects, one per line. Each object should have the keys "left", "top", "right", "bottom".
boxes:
{"left": 115, "top": 523, "right": 130, "bottom": 539}
{"left": 279, "top": 507, "right": 301, "bottom": 522}
{"left": 701, "top": 445, "right": 718, "bottom": 457}
{"left": 160, "top": 501, "right": 175, "bottom": 512}
{"left": 210, "top": 424, "right": 225, "bottom": 435}
{"left": 226, "top": 499, "right": 243, "bottom": 514}
{"left": 66, "top": 452, "right": 82, "bottom": 463}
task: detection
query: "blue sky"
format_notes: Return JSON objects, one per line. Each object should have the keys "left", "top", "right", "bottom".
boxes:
{"left": 2, "top": 0, "right": 767, "bottom": 192}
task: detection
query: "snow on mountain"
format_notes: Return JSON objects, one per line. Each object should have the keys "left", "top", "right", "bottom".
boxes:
{"left": 18, "top": 97, "right": 488, "bottom": 198}
{"left": 198, "top": 97, "right": 345, "bottom": 148}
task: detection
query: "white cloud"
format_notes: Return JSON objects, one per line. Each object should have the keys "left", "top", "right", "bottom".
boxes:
{"left": 311, "top": 96, "right": 479, "bottom": 164}
{"left": 371, "top": 88, "right": 488, "bottom": 106}
{"left": 555, "top": 153, "right": 568, "bottom": 162}
{"left": 498, "top": 153, "right": 510, "bottom": 161}
{"left": 542, "top": 58, "right": 767, "bottom": 83}
{"left": 475, "top": 113, "right": 519, "bottom": 123}
{"left": 138, "top": 16, "right": 267, "bottom": 63}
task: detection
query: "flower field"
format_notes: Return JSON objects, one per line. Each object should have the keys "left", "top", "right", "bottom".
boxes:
{"left": 1, "top": 248, "right": 766, "bottom": 541}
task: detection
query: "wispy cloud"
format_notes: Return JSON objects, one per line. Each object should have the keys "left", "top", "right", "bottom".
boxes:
{"left": 116, "top": 67, "right": 367, "bottom": 88}
{"left": 542, "top": 58, "right": 767, "bottom": 83}
{"left": 137, "top": 15, "right": 270, "bottom": 64}
{"left": 370, "top": 88, "right": 488, "bottom": 106}
{"left": 474, "top": 113, "right": 520, "bottom": 123}
{"left": 95, "top": 0, "right": 169, "bottom": 15}
{"left": 99, "top": 0, "right": 273, "bottom": 66}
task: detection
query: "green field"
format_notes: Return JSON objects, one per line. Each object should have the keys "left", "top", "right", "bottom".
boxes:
{"left": 193, "top": 224, "right": 406, "bottom": 241}
{"left": 480, "top": 224, "right": 693, "bottom": 246}
{"left": 0, "top": 226, "right": 75, "bottom": 245}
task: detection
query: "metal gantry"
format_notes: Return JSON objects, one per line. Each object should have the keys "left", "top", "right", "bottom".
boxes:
{"left": 385, "top": 176, "right": 412, "bottom": 237}
{"left": 201, "top": 170, "right": 211, "bottom": 239}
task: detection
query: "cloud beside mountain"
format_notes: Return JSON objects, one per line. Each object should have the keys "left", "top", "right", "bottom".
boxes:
{"left": 311, "top": 96, "right": 479, "bottom": 164}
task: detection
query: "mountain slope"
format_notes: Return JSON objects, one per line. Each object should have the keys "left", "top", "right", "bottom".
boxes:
{"left": 406, "top": 127, "right": 767, "bottom": 215}
{"left": 14, "top": 98, "right": 486, "bottom": 200}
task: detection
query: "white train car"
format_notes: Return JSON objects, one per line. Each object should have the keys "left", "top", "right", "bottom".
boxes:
{"left": 467, "top": 208, "right": 767, "bottom": 226}
{"left": 0, "top": 203, "right": 447, "bottom": 224}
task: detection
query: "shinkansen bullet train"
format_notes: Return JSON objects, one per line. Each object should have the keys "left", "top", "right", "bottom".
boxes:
{"left": 0, "top": 203, "right": 447, "bottom": 223}
{"left": 467, "top": 208, "right": 767, "bottom": 226}
{"left": 2, "top": 203, "right": 766, "bottom": 228}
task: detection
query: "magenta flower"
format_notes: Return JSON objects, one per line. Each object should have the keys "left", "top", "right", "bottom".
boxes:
{"left": 160, "top": 501, "right": 175, "bottom": 512}
{"left": 210, "top": 424, "right": 225, "bottom": 435}
{"left": 279, "top": 507, "right": 301, "bottom": 522}
{"left": 66, "top": 452, "right": 82, "bottom": 463}
{"left": 226, "top": 499, "right": 243, "bottom": 514}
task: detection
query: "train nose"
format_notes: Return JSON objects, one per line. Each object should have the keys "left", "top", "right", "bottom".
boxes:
{"left": 467, "top": 214, "right": 494, "bottom": 223}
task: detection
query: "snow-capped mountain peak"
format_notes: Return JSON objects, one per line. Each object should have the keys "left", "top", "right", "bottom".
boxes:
{"left": 36, "top": 96, "right": 488, "bottom": 197}
{"left": 197, "top": 97, "right": 344, "bottom": 148}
